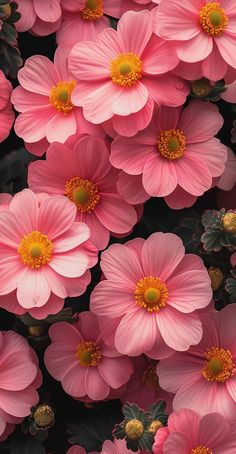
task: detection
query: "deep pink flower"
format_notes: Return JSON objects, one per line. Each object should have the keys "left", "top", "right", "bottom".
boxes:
{"left": 231, "top": 252, "right": 236, "bottom": 267}
{"left": 0, "top": 330, "right": 42, "bottom": 441}
{"left": 111, "top": 100, "right": 227, "bottom": 207}
{"left": 0, "top": 70, "right": 14, "bottom": 143}
{"left": 12, "top": 46, "right": 104, "bottom": 147}
{"left": 121, "top": 355, "right": 173, "bottom": 412}
{"left": 0, "top": 189, "right": 97, "bottom": 319}
{"left": 28, "top": 135, "right": 137, "bottom": 250}
{"left": 91, "top": 232, "right": 212, "bottom": 357}
{"left": 155, "top": 0, "right": 236, "bottom": 82}
{"left": 69, "top": 10, "right": 189, "bottom": 136}
{"left": 44, "top": 312, "right": 133, "bottom": 401}
{"left": 157, "top": 304, "right": 236, "bottom": 421}
{"left": 16, "top": 0, "right": 61, "bottom": 36}
{"left": 153, "top": 409, "right": 236, "bottom": 454}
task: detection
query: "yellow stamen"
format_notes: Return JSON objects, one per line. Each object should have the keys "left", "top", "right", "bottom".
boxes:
{"left": 18, "top": 231, "right": 53, "bottom": 268}
{"left": 82, "top": 0, "right": 103, "bottom": 20}
{"left": 135, "top": 276, "right": 168, "bottom": 312}
{"left": 49, "top": 80, "right": 76, "bottom": 113}
{"left": 64, "top": 177, "right": 100, "bottom": 213}
{"left": 191, "top": 448, "right": 213, "bottom": 454}
{"left": 202, "top": 347, "right": 235, "bottom": 383}
{"left": 142, "top": 363, "right": 159, "bottom": 390}
{"left": 110, "top": 53, "right": 142, "bottom": 87}
{"left": 75, "top": 341, "right": 101, "bottom": 366}
{"left": 157, "top": 129, "right": 186, "bottom": 160}
{"left": 199, "top": 2, "right": 228, "bottom": 36}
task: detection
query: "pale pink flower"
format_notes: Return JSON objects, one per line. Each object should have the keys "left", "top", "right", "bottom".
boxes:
{"left": 121, "top": 355, "right": 173, "bottom": 412}
{"left": 16, "top": 0, "right": 61, "bottom": 36}
{"left": 0, "top": 189, "right": 97, "bottom": 319}
{"left": 0, "top": 70, "right": 14, "bottom": 143}
{"left": 157, "top": 304, "right": 236, "bottom": 421}
{"left": 0, "top": 330, "right": 42, "bottom": 441}
{"left": 44, "top": 311, "right": 133, "bottom": 401}
{"left": 67, "top": 446, "right": 97, "bottom": 454}
{"left": 28, "top": 135, "right": 137, "bottom": 250}
{"left": 69, "top": 10, "right": 189, "bottom": 137}
{"left": 215, "top": 148, "right": 236, "bottom": 191}
{"left": 101, "top": 439, "right": 138, "bottom": 454}
{"left": 111, "top": 100, "right": 227, "bottom": 208}
{"left": 91, "top": 232, "right": 212, "bottom": 357}
{"left": 155, "top": 0, "right": 236, "bottom": 82}
{"left": 153, "top": 409, "right": 236, "bottom": 454}
{"left": 61, "top": 0, "right": 157, "bottom": 19}
{"left": 12, "top": 46, "right": 104, "bottom": 147}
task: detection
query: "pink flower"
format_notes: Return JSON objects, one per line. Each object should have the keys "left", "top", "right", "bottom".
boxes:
{"left": 0, "top": 193, "right": 12, "bottom": 211}
{"left": 222, "top": 79, "right": 236, "bottom": 103}
{"left": 153, "top": 409, "right": 236, "bottom": 454}
{"left": 0, "top": 70, "right": 14, "bottom": 143}
{"left": 28, "top": 135, "right": 137, "bottom": 250}
{"left": 90, "top": 232, "right": 212, "bottom": 357}
{"left": 111, "top": 100, "right": 227, "bottom": 208}
{"left": 12, "top": 46, "right": 104, "bottom": 147}
{"left": 0, "top": 330, "right": 42, "bottom": 441}
{"left": 121, "top": 355, "right": 173, "bottom": 412}
{"left": 69, "top": 10, "right": 189, "bottom": 136}
{"left": 215, "top": 148, "right": 236, "bottom": 191}
{"left": 157, "top": 304, "right": 236, "bottom": 421}
{"left": 101, "top": 439, "right": 138, "bottom": 454}
{"left": 0, "top": 189, "right": 97, "bottom": 319}
{"left": 16, "top": 0, "right": 61, "bottom": 36}
{"left": 67, "top": 446, "right": 97, "bottom": 454}
{"left": 155, "top": 0, "right": 236, "bottom": 81}
{"left": 44, "top": 311, "right": 133, "bottom": 401}
{"left": 231, "top": 252, "right": 236, "bottom": 267}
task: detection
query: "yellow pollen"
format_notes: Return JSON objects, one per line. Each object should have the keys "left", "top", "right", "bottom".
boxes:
{"left": 64, "top": 177, "right": 100, "bottom": 213}
{"left": 49, "top": 80, "right": 76, "bottom": 113}
{"left": 191, "top": 447, "right": 213, "bottom": 454}
{"left": 199, "top": 2, "right": 228, "bottom": 36}
{"left": 82, "top": 0, "right": 103, "bottom": 20}
{"left": 157, "top": 129, "right": 186, "bottom": 160}
{"left": 75, "top": 341, "right": 102, "bottom": 367}
{"left": 135, "top": 276, "right": 168, "bottom": 312}
{"left": 142, "top": 363, "right": 159, "bottom": 390}
{"left": 125, "top": 420, "right": 144, "bottom": 440}
{"left": 110, "top": 53, "right": 142, "bottom": 87}
{"left": 202, "top": 347, "right": 235, "bottom": 383}
{"left": 18, "top": 231, "right": 53, "bottom": 269}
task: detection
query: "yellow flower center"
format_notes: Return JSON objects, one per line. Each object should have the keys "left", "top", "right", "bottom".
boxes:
{"left": 125, "top": 420, "right": 144, "bottom": 440}
{"left": 82, "top": 0, "right": 103, "bottom": 20}
{"left": 157, "top": 129, "right": 186, "bottom": 160}
{"left": 135, "top": 276, "right": 168, "bottom": 312}
{"left": 49, "top": 80, "right": 76, "bottom": 113}
{"left": 64, "top": 177, "right": 100, "bottom": 213}
{"left": 18, "top": 231, "right": 53, "bottom": 268}
{"left": 110, "top": 53, "right": 142, "bottom": 87}
{"left": 222, "top": 212, "right": 236, "bottom": 234}
{"left": 148, "top": 420, "right": 163, "bottom": 433}
{"left": 142, "top": 363, "right": 159, "bottom": 390}
{"left": 191, "top": 448, "right": 213, "bottom": 454}
{"left": 202, "top": 347, "right": 235, "bottom": 383}
{"left": 75, "top": 341, "right": 102, "bottom": 367}
{"left": 199, "top": 2, "right": 228, "bottom": 36}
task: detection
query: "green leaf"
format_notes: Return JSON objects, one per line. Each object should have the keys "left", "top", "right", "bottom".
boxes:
{"left": 10, "top": 437, "right": 46, "bottom": 454}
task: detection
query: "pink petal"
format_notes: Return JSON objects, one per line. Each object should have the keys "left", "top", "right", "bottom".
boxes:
{"left": 112, "top": 83, "right": 148, "bottom": 116}
{"left": 16, "top": 268, "right": 51, "bottom": 309}
{"left": 157, "top": 353, "right": 203, "bottom": 394}
{"left": 218, "top": 304, "right": 236, "bottom": 352}
{"left": 111, "top": 97, "right": 154, "bottom": 137}
{"left": 156, "top": 306, "right": 203, "bottom": 351}
{"left": 80, "top": 82, "right": 122, "bottom": 124}
{"left": 117, "top": 10, "right": 152, "bottom": 56}
{"left": 165, "top": 186, "right": 197, "bottom": 209}
{"left": 53, "top": 223, "right": 90, "bottom": 253}
{"left": 197, "top": 413, "right": 230, "bottom": 447}
{"left": 144, "top": 74, "right": 190, "bottom": 107}
{"left": 201, "top": 43, "right": 228, "bottom": 81}
{"left": 143, "top": 155, "right": 178, "bottom": 197}
{"left": 187, "top": 139, "right": 227, "bottom": 178}
{"left": 29, "top": 293, "right": 64, "bottom": 320}
{"left": 9, "top": 189, "right": 38, "bottom": 233}
{"left": 178, "top": 100, "right": 224, "bottom": 144}
{"left": 0, "top": 353, "right": 37, "bottom": 390}
{"left": 62, "top": 365, "right": 87, "bottom": 397}
{"left": 48, "top": 321, "right": 82, "bottom": 345}
{"left": 38, "top": 195, "right": 76, "bottom": 239}
{"left": 16, "top": 0, "right": 36, "bottom": 32}
{"left": 0, "top": 211, "right": 25, "bottom": 247}
{"left": 79, "top": 213, "right": 109, "bottom": 251}
{"left": 177, "top": 33, "right": 213, "bottom": 63}
{"left": 33, "top": 0, "right": 61, "bottom": 22}
{"left": 14, "top": 107, "right": 55, "bottom": 143}
{"left": 115, "top": 309, "right": 158, "bottom": 356}
{"left": 174, "top": 155, "right": 212, "bottom": 196}
{"left": 100, "top": 243, "right": 144, "bottom": 285}
{"left": 46, "top": 111, "right": 77, "bottom": 143}
{"left": 31, "top": 16, "right": 61, "bottom": 36}
{"left": 142, "top": 232, "right": 185, "bottom": 281}
{"left": 44, "top": 343, "right": 79, "bottom": 380}
{"left": 0, "top": 387, "right": 39, "bottom": 417}
{"left": 111, "top": 136, "right": 156, "bottom": 175}
{"left": 155, "top": 0, "right": 201, "bottom": 40}
{"left": 142, "top": 36, "right": 179, "bottom": 74}
{"left": 90, "top": 280, "right": 135, "bottom": 318}
{"left": 98, "top": 356, "right": 133, "bottom": 389}
{"left": 163, "top": 432, "right": 190, "bottom": 454}
{"left": 0, "top": 259, "right": 26, "bottom": 296}
{"left": 18, "top": 56, "right": 59, "bottom": 95}
{"left": 117, "top": 172, "right": 150, "bottom": 205}
{"left": 85, "top": 368, "right": 110, "bottom": 400}
{"left": 215, "top": 33, "right": 236, "bottom": 68}
{"left": 49, "top": 247, "right": 89, "bottom": 278}
{"left": 11, "top": 86, "right": 49, "bottom": 112}
{"left": 78, "top": 312, "right": 100, "bottom": 342}
{"left": 95, "top": 194, "right": 137, "bottom": 234}
{"left": 73, "top": 135, "right": 111, "bottom": 181}
{"left": 146, "top": 328, "right": 175, "bottom": 360}
{"left": 168, "top": 408, "right": 200, "bottom": 436}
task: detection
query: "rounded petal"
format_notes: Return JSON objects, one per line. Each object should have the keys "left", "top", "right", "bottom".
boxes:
{"left": 85, "top": 368, "right": 110, "bottom": 400}
{"left": 90, "top": 280, "right": 135, "bottom": 318}
{"left": 118, "top": 10, "right": 152, "bottom": 56}
{"left": 174, "top": 155, "right": 212, "bottom": 196}
{"left": 143, "top": 155, "right": 178, "bottom": 197}
{"left": 117, "top": 172, "right": 150, "bottom": 205}
{"left": 38, "top": 195, "right": 76, "bottom": 239}
{"left": 16, "top": 268, "right": 51, "bottom": 309}
{"left": 155, "top": 0, "right": 201, "bottom": 40}
{"left": 18, "top": 56, "right": 59, "bottom": 95}
{"left": 98, "top": 356, "right": 133, "bottom": 388}
{"left": 177, "top": 33, "right": 213, "bottom": 63}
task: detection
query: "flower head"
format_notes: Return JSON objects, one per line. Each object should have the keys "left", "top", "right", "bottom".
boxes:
{"left": 0, "top": 189, "right": 97, "bottom": 319}
{"left": 0, "top": 70, "right": 14, "bottom": 143}
{"left": 44, "top": 311, "right": 133, "bottom": 401}
{"left": 16, "top": 0, "right": 61, "bottom": 36}
{"left": 91, "top": 232, "right": 212, "bottom": 357}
